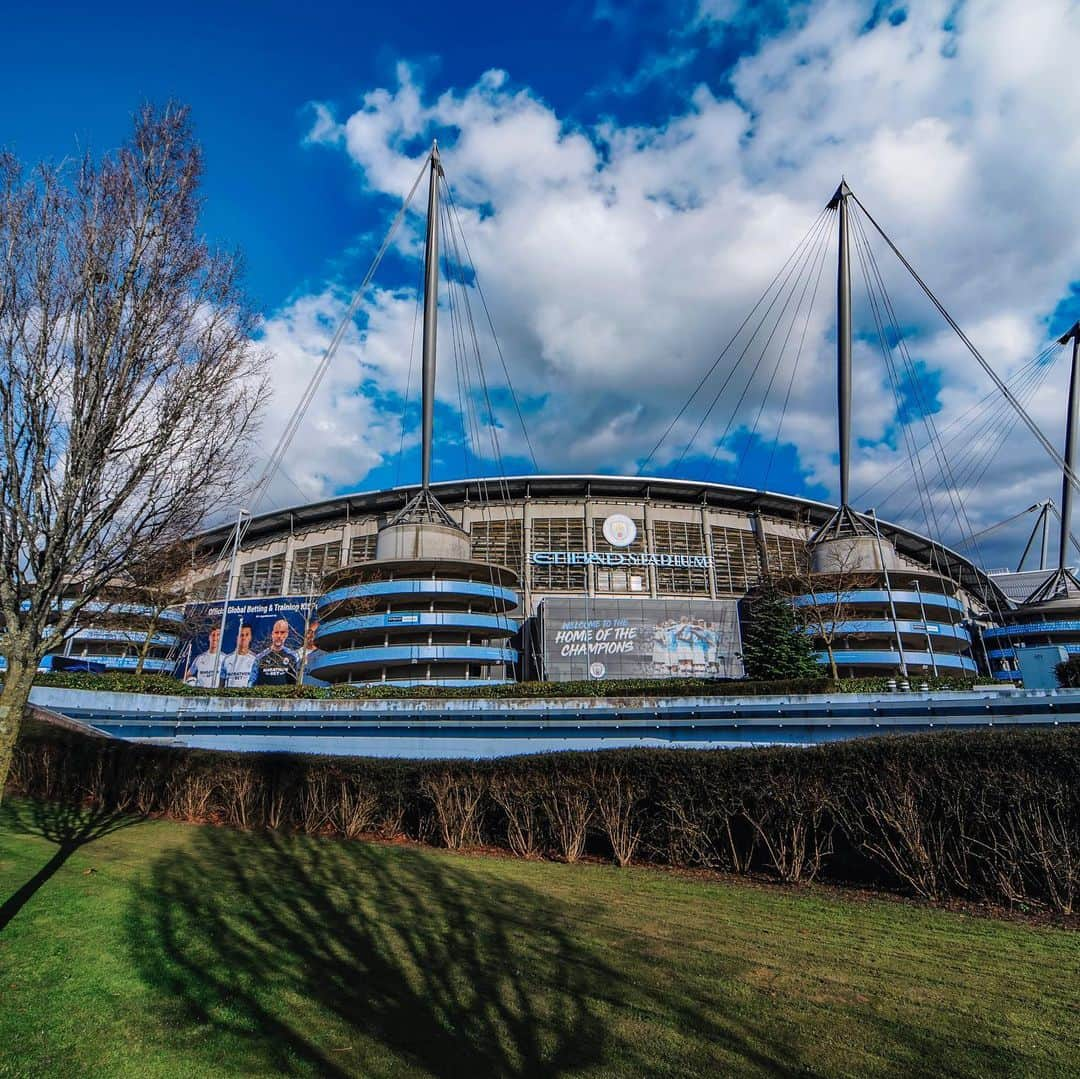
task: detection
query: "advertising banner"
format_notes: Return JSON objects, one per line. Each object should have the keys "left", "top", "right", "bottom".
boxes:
{"left": 176, "top": 596, "right": 326, "bottom": 688}
{"left": 539, "top": 597, "right": 743, "bottom": 682}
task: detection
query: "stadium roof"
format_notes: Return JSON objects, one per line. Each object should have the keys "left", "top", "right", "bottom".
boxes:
{"left": 200, "top": 474, "right": 1007, "bottom": 605}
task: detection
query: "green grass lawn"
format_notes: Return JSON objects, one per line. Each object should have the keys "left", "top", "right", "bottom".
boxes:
{"left": 1, "top": 799, "right": 1077, "bottom": 1078}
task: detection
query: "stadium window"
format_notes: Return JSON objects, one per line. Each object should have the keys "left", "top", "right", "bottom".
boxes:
{"left": 189, "top": 572, "right": 227, "bottom": 601}
{"left": 289, "top": 540, "right": 342, "bottom": 592}
{"left": 652, "top": 520, "right": 710, "bottom": 595}
{"left": 763, "top": 532, "right": 810, "bottom": 578}
{"left": 348, "top": 533, "right": 377, "bottom": 564}
{"left": 529, "top": 517, "right": 587, "bottom": 591}
{"left": 470, "top": 519, "right": 524, "bottom": 574}
{"left": 711, "top": 526, "right": 763, "bottom": 593}
{"left": 237, "top": 554, "right": 285, "bottom": 598}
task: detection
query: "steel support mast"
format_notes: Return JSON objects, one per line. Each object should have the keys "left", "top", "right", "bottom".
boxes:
{"left": 421, "top": 142, "right": 441, "bottom": 492}
{"left": 835, "top": 180, "right": 853, "bottom": 510}
{"left": 386, "top": 141, "right": 459, "bottom": 528}
{"left": 813, "top": 181, "right": 866, "bottom": 540}
{"left": 1024, "top": 322, "right": 1080, "bottom": 603}
{"left": 1058, "top": 322, "right": 1080, "bottom": 571}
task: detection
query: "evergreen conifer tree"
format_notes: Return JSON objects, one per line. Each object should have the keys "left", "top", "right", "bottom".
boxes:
{"left": 741, "top": 584, "right": 820, "bottom": 681}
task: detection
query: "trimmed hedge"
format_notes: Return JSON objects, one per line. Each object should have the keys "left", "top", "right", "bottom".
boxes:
{"left": 29, "top": 670, "right": 978, "bottom": 700}
{"left": 1057, "top": 655, "right": 1079, "bottom": 688}
{"left": 9, "top": 726, "right": 1078, "bottom": 914}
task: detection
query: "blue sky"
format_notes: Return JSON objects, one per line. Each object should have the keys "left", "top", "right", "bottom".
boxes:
{"left": 2, "top": 0, "right": 759, "bottom": 312}
{"left": 5, "top": 0, "right": 1080, "bottom": 569}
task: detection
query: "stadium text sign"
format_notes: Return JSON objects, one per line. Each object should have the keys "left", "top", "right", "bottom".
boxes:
{"left": 530, "top": 550, "right": 711, "bottom": 568}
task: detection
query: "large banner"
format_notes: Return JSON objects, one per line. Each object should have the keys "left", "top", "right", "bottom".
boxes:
{"left": 539, "top": 597, "right": 743, "bottom": 682}
{"left": 176, "top": 596, "right": 326, "bottom": 688}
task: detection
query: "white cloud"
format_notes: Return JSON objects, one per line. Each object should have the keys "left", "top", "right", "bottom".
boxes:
{"left": 250, "top": 285, "right": 421, "bottom": 511}
{"left": 264, "top": 0, "right": 1080, "bottom": 569}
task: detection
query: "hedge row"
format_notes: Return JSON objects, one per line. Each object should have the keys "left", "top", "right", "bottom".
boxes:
{"left": 30, "top": 671, "right": 979, "bottom": 701}
{"left": 9, "top": 727, "right": 1078, "bottom": 914}
{"left": 1057, "top": 656, "right": 1080, "bottom": 688}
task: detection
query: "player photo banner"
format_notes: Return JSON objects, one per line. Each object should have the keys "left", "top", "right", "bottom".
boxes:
{"left": 539, "top": 597, "right": 743, "bottom": 682}
{"left": 175, "top": 596, "right": 326, "bottom": 689}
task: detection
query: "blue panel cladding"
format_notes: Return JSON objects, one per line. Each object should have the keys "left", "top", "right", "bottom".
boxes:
{"left": 314, "top": 562, "right": 523, "bottom": 687}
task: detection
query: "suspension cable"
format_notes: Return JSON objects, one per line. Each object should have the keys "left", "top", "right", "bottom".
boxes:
{"left": 637, "top": 206, "right": 831, "bottom": 474}
{"left": 690, "top": 210, "right": 834, "bottom": 473}
{"left": 851, "top": 192, "right": 1080, "bottom": 497}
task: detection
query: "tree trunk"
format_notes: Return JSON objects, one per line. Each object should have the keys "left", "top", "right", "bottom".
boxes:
{"left": 825, "top": 643, "right": 839, "bottom": 681}
{"left": 0, "top": 657, "right": 38, "bottom": 801}
{"left": 135, "top": 618, "right": 157, "bottom": 675}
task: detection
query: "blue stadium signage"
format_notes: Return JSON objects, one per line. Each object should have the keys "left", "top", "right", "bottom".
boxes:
{"left": 530, "top": 550, "right": 711, "bottom": 568}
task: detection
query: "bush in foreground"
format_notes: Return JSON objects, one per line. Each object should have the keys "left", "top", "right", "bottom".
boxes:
{"left": 9, "top": 727, "right": 1078, "bottom": 914}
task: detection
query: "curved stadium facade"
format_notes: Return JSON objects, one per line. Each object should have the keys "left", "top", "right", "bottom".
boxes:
{"left": 176, "top": 474, "right": 996, "bottom": 684}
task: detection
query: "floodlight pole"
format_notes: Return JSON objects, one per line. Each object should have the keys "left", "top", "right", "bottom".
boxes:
{"left": 1057, "top": 322, "right": 1080, "bottom": 570}
{"left": 215, "top": 507, "right": 248, "bottom": 688}
{"left": 421, "top": 142, "right": 441, "bottom": 492}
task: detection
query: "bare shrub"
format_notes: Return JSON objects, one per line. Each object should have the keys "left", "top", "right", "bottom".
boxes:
{"left": 538, "top": 766, "right": 594, "bottom": 863}
{"left": 421, "top": 768, "right": 487, "bottom": 850}
{"left": 166, "top": 769, "right": 217, "bottom": 823}
{"left": 377, "top": 793, "right": 409, "bottom": 841}
{"left": 489, "top": 772, "right": 542, "bottom": 858}
{"left": 833, "top": 754, "right": 948, "bottom": 899}
{"left": 300, "top": 768, "right": 335, "bottom": 834}
{"left": 263, "top": 781, "right": 289, "bottom": 831}
{"left": 590, "top": 759, "right": 647, "bottom": 867}
{"left": 742, "top": 760, "right": 834, "bottom": 883}
{"left": 331, "top": 775, "right": 380, "bottom": 840}
{"left": 967, "top": 774, "right": 1078, "bottom": 914}
{"left": 218, "top": 761, "right": 259, "bottom": 830}
{"left": 652, "top": 757, "right": 756, "bottom": 872}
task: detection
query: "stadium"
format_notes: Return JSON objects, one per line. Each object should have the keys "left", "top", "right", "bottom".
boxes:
{"left": 44, "top": 164, "right": 1080, "bottom": 691}
{"left": 173, "top": 472, "right": 994, "bottom": 685}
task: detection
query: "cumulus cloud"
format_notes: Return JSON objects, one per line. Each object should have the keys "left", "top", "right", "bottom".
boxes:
{"left": 250, "top": 285, "right": 420, "bottom": 511}
{"left": 262, "top": 0, "right": 1080, "bottom": 569}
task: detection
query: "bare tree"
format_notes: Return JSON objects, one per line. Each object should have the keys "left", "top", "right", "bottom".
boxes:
{"left": 0, "top": 104, "right": 267, "bottom": 795}
{"left": 81, "top": 539, "right": 210, "bottom": 674}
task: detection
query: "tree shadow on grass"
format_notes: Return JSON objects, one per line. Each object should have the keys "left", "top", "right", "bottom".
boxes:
{"left": 124, "top": 827, "right": 819, "bottom": 1078}
{"left": 0, "top": 797, "right": 138, "bottom": 931}
{"left": 125, "top": 829, "right": 626, "bottom": 1077}
{"left": 124, "top": 827, "right": 1033, "bottom": 1079}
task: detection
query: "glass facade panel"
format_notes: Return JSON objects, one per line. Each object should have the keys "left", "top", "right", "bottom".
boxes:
{"left": 711, "top": 526, "right": 762, "bottom": 593}
{"left": 652, "top": 520, "right": 710, "bottom": 594}
{"left": 237, "top": 554, "right": 285, "bottom": 598}
{"left": 289, "top": 540, "right": 342, "bottom": 592}
{"left": 530, "top": 517, "right": 587, "bottom": 591}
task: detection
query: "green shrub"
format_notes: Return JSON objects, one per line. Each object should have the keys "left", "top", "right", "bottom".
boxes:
{"left": 1056, "top": 655, "right": 1080, "bottom": 688}
{"left": 29, "top": 670, "right": 976, "bottom": 701}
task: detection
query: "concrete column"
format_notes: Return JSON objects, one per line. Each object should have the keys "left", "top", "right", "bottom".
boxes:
{"left": 282, "top": 533, "right": 297, "bottom": 596}
{"left": 701, "top": 500, "right": 717, "bottom": 599}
